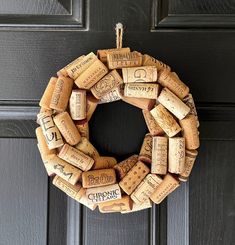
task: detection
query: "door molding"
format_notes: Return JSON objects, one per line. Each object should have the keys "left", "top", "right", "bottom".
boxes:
{"left": 0, "top": 0, "right": 85, "bottom": 30}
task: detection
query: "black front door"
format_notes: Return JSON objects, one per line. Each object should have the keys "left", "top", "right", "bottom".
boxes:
{"left": 0, "top": 1, "right": 234, "bottom": 245}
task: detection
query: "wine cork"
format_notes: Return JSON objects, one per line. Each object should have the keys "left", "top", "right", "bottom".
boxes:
{"left": 37, "top": 144, "right": 55, "bottom": 176}
{"left": 45, "top": 154, "right": 82, "bottom": 185}
{"left": 131, "top": 174, "right": 162, "bottom": 204}
{"left": 152, "top": 136, "right": 168, "bottom": 175}
{"left": 66, "top": 52, "right": 97, "bottom": 79}
{"left": 98, "top": 195, "right": 133, "bottom": 213}
{"left": 36, "top": 108, "right": 53, "bottom": 125}
{"left": 74, "top": 59, "right": 108, "bottom": 89}
{"left": 91, "top": 70, "right": 123, "bottom": 99}
{"left": 168, "top": 137, "right": 185, "bottom": 174}
{"left": 121, "top": 96, "right": 156, "bottom": 110}
{"left": 107, "top": 51, "right": 142, "bottom": 69}
{"left": 37, "top": 111, "right": 64, "bottom": 149}
{"left": 75, "top": 137, "right": 99, "bottom": 159}
{"left": 158, "top": 88, "right": 190, "bottom": 120}
{"left": 35, "top": 123, "right": 57, "bottom": 176}
{"left": 97, "top": 47, "right": 131, "bottom": 63}
{"left": 179, "top": 115, "right": 200, "bottom": 150}
{"left": 150, "top": 174, "right": 180, "bottom": 204}
{"left": 86, "top": 184, "right": 121, "bottom": 204}
{"left": 39, "top": 77, "right": 57, "bottom": 109}
{"left": 58, "top": 144, "right": 94, "bottom": 171}
{"left": 150, "top": 104, "right": 181, "bottom": 137}
{"left": 54, "top": 111, "right": 81, "bottom": 146}
{"left": 138, "top": 134, "right": 152, "bottom": 164}
{"left": 113, "top": 155, "right": 138, "bottom": 180}
{"left": 99, "top": 86, "right": 122, "bottom": 104}
{"left": 86, "top": 93, "right": 99, "bottom": 121}
{"left": 142, "top": 54, "right": 171, "bottom": 72}
{"left": 35, "top": 127, "right": 56, "bottom": 157}
{"left": 183, "top": 94, "right": 199, "bottom": 127}
{"left": 57, "top": 55, "right": 85, "bottom": 77}
{"left": 142, "top": 109, "right": 164, "bottom": 136}
{"left": 50, "top": 76, "right": 74, "bottom": 112}
{"left": 119, "top": 161, "right": 150, "bottom": 195}
{"left": 121, "top": 198, "right": 152, "bottom": 213}
{"left": 75, "top": 120, "right": 89, "bottom": 139}
{"left": 92, "top": 156, "right": 117, "bottom": 170}
{"left": 124, "top": 83, "right": 159, "bottom": 99}
{"left": 52, "top": 175, "right": 85, "bottom": 201}
{"left": 82, "top": 169, "right": 116, "bottom": 188}
{"left": 39, "top": 107, "right": 53, "bottom": 114}
{"left": 122, "top": 66, "right": 157, "bottom": 83}
{"left": 158, "top": 70, "right": 189, "bottom": 99}
{"left": 79, "top": 192, "right": 97, "bottom": 210}
{"left": 69, "top": 90, "right": 86, "bottom": 120}
{"left": 179, "top": 149, "right": 198, "bottom": 182}
{"left": 172, "top": 72, "right": 179, "bottom": 79}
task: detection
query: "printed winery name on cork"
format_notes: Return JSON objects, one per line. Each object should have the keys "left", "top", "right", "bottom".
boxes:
{"left": 124, "top": 83, "right": 159, "bottom": 99}
{"left": 82, "top": 169, "right": 116, "bottom": 188}
{"left": 142, "top": 54, "right": 171, "bottom": 72}
{"left": 37, "top": 111, "right": 64, "bottom": 150}
{"left": 107, "top": 51, "right": 142, "bottom": 69}
{"left": 131, "top": 174, "right": 162, "bottom": 204}
{"left": 75, "top": 59, "right": 108, "bottom": 89}
{"left": 86, "top": 184, "right": 122, "bottom": 204}
{"left": 97, "top": 47, "right": 130, "bottom": 62}
{"left": 58, "top": 143, "right": 94, "bottom": 171}
{"left": 122, "top": 66, "right": 157, "bottom": 83}
{"left": 138, "top": 133, "right": 152, "bottom": 164}
{"left": 91, "top": 69, "right": 123, "bottom": 99}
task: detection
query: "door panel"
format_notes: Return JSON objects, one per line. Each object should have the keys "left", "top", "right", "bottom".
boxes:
{"left": 0, "top": 0, "right": 70, "bottom": 15}
{"left": 0, "top": 139, "right": 47, "bottom": 245}
{"left": 0, "top": 0, "right": 83, "bottom": 27}
{"left": 0, "top": 0, "right": 234, "bottom": 245}
{"left": 0, "top": 31, "right": 235, "bottom": 103}
{"left": 190, "top": 140, "right": 235, "bottom": 245}
{"left": 83, "top": 209, "right": 150, "bottom": 245}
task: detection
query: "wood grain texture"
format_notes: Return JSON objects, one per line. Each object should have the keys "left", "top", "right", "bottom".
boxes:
{"left": 89, "top": 0, "right": 151, "bottom": 31}
{"left": 190, "top": 140, "right": 235, "bottom": 245}
{"left": 0, "top": 31, "right": 234, "bottom": 103}
{"left": 154, "top": 0, "right": 235, "bottom": 27}
{"left": 83, "top": 208, "right": 151, "bottom": 245}
{"left": 47, "top": 183, "right": 67, "bottom": 245}
{"left": 199, "top": 121, "right": 235, "bottom": 141}
{"left": 150, "top": 203, "right": 167, "bottom": 245}
{"left": 168, "top": 0, "right": 235, "bottom": 14}
{"left": 0, "top": 138, "right": 48, "bottom": 245}
{"left": 167, "top": 182, "right": 189, "bottom": 245}
{"left": 0, "top": 103, "right": 234, "bottom": 140}
{"left": 66, "top": 199, "right": 83, "bottom": 245}
{"left": 0, "top": 120, "right": 36, "bottom": 138}
{"left": 89, "top": 101, "right": 148, "bottom": 160}
{"left": 0, "top": 0, "right": 83, "bottom": 28}
{"left": 0, "top": 0, "right": 70, "bottom": 15}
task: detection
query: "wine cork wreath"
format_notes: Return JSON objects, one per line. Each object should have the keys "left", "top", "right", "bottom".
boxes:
{"left": 36, "top": 47, "right": 200, "bottom": 213}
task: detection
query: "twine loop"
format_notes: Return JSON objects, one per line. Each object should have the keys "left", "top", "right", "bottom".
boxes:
{"left": 115, "top": 23, "right": 123, "bottom": 49}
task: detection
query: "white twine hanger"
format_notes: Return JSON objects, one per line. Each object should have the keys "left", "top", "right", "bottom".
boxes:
{"left": 115, "top": 23, "right": 123, "bottom": 49}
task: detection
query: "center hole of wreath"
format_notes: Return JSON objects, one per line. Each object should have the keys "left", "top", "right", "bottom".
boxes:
{"left": 89, "top": 100, "right": 148, "bottom": 161}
